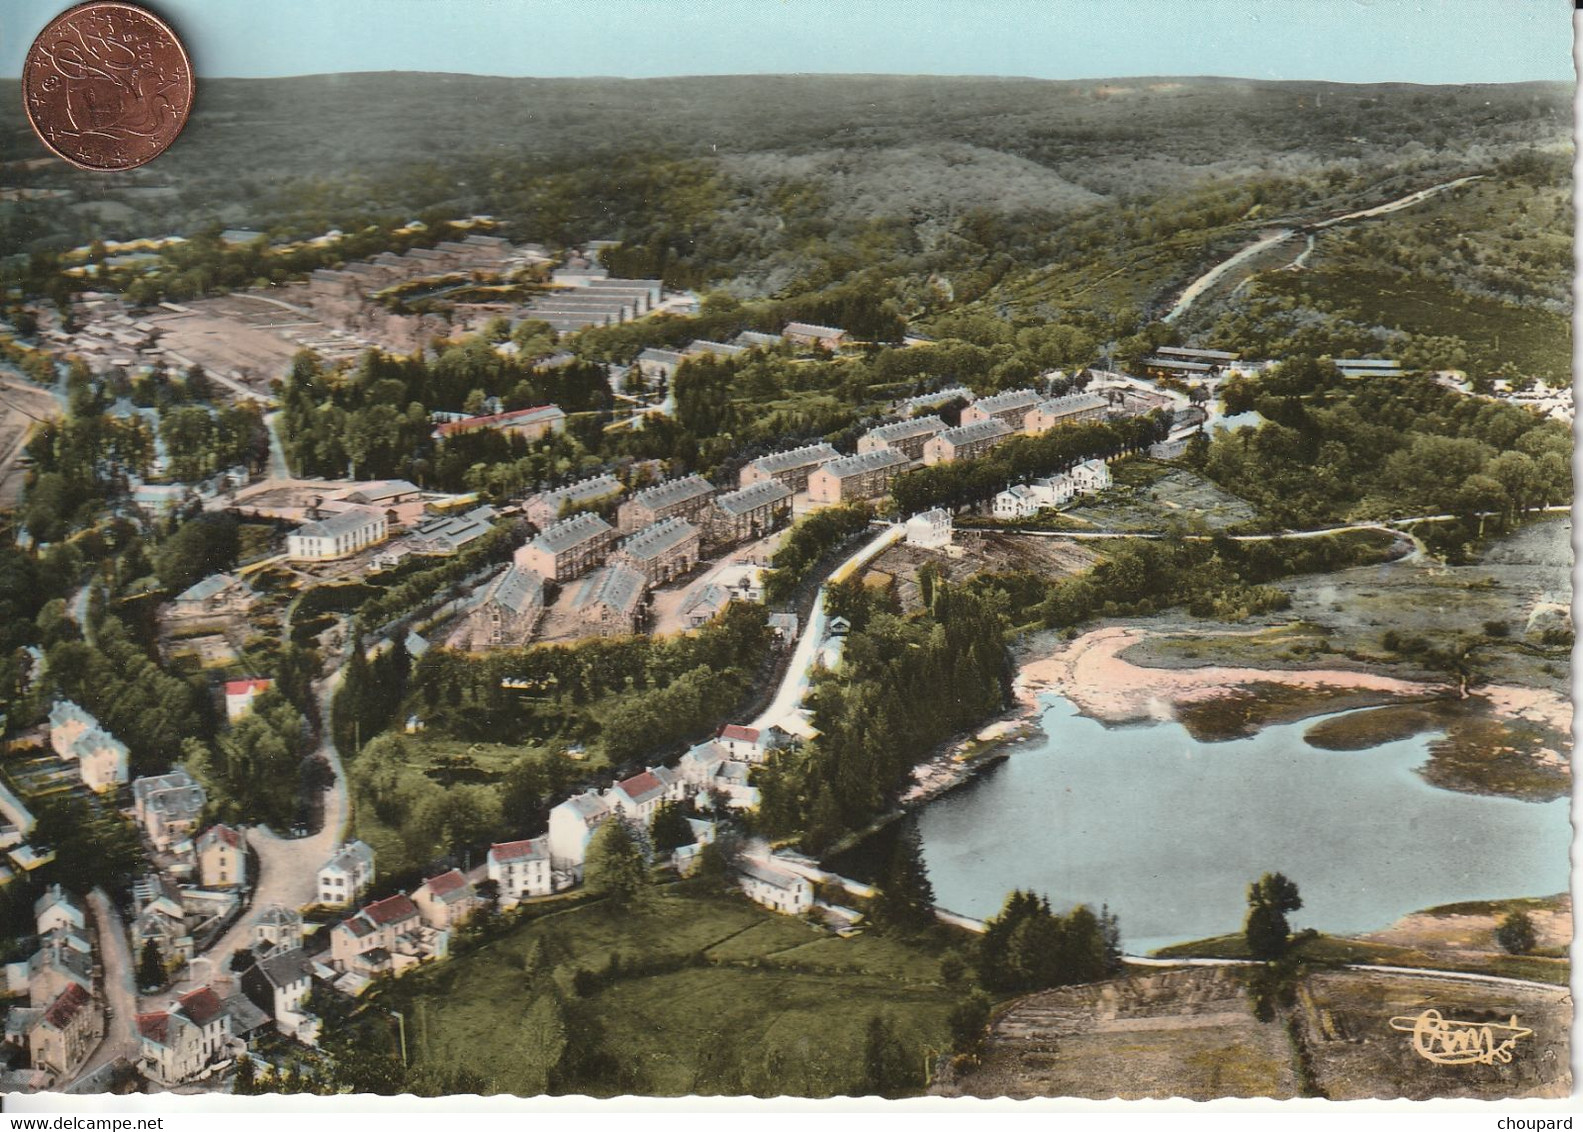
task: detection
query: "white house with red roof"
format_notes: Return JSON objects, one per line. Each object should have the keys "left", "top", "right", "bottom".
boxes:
{"left": 487, "top": 837, "right": 554, "bottom": 903}
{"left": 412, "top": 869, "right": 479, "bottom": 930}
{"left": 605, "top": 766, "right": 683, "bottom": 827}
{"left": 224, "top": 678, "right": 272, "bottom": 723}
{"left": 716, "top": 724, "right": 767, "bottom": 763}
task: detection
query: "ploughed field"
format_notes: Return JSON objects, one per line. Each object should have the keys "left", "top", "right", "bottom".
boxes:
{"left": 939, "top": 965, "right": 1571, "bottom": 1100}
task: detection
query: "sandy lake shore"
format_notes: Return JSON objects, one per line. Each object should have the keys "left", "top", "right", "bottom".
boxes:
{"left": 1013, "top": 625, "right": 1572, "bottom": 735}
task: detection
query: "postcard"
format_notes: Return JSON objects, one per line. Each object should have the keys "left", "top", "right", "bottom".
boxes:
{"left": 0, "top": 0, "right": 1572, "bottom": 1111}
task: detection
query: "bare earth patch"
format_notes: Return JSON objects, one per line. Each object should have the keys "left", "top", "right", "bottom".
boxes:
{"left": 1361, "top": 894, "right": 1571, "bottom": 958}
{"left": 1014, "top": 625, "right": 1571, "bottom": 798}
{"left": 1016, "top": 625, "right": 1439, "bottom": 725}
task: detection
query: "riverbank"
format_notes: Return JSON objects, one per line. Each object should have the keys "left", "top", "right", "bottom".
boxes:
{"left": 1014, "top": 625, "right": 1440, "bottom": 727}
{"left": 1012, "top": 623, "right": 1569, "bottom": 766}
{"left": 1000, "top": 622, "right": 1573, "bottom": 804}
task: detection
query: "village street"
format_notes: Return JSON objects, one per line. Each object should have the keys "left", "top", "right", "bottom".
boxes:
{"left": 158, "top": 670, "right": 349, "bottom": 1003}
{"left": 71, "top": 890, "right": 138, "bottom": 1086}
{"left": 748, "top": 523, "right": 903, "bottom": 734}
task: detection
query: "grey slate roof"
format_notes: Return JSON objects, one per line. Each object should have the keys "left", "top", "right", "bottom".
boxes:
{"left": 1156, "top": 345, "right": 1238, "bottom": 360}
{"left": 322, "top": 840, "right": 374, "bottom": 877}
{"left": 630, "top": 474, "right": 714, "bottom": 512}
{"left": 734, "top": 330, "right": 784, "bottom": 348}
{"left": 864, "top": 415, "right": 946, "bottom": 444}
{"left": 714, "top": 479, "right": 792, "bottom": 516}
{"left": 685, "top": 340, "right": 748, "bottom": 357}
{"left": 972, "top": 388, "right": 1041, "bottom": 415}
{"left": 819, "top": 448, "right": 909, "bottom": 479}
{"left": 538, "top": 474, "right": 622, "bottom": 512}
{"left": 531, "top": 511, "right": 614, "bottom": 554}
{"left": 293, "top": 507, "right": 382, "bottom": 541}
{"left": 175, "top": 573, "right": 250, "bottom": 603}
{"left": 132, "top": 769, "right": 206, "bottom": 819}
{"left": 938, "top": 418, "right": 1012, "bottom": 446}
{"left": 572, "top": 563, "right": 647, "bottom": 617}
{"left": 783, "top": 321, "right": 847, "bottom": 340}
{"left": 619, "top": 517, "right": 698, "bottom": 562}
{"left": 1033, "top": 391, "right": 1109, "bottom": 417}
{"left": 738, "top": 858, "right": 803, "bottom": 890}
{"left": 748, "top": 443, "right": 839, "bottom": 476}
{"left": 482, "top": 565, "right": 543, "bottom": 615}
{"left": 256, "top": 947, "right": 315, "bottom": 989}
{"left": 557, "top": 791, "right": 610, "bottom": 822}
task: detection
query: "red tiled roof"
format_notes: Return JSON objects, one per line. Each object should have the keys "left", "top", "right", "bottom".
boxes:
{"left": 178, "top": 986, "right": 224, "bottom": 1027}
{"left": 616, "top": 769, "right": 663, "bottom": 805}
{"left": 435, "top": 405, "right": 562, "bottom": 438}
{"left": 424, "top": 869, "right": 467, "bottom": 897}
{"left": 489, "top": 838, "right": 546, "bottom": 863}
{"left": 364, "top": 893, "right": 418, "bottom": 926}
{"left": 42, "top": 982, "right": 90, "bottom": 1028}
{"left": 201, "top": 824, "right": 241, "bottom": 849}
{"left": 224, "top": 678, "right": 271, "bottom": 697}
{"left": 342, "top": 915, "right": 375, "bottom": 938}
{"left": 136, "top": 1012, "right": 170, "bottom": 1045}
{"left": 719, "top": 724, "right": 760, "bottom": 744}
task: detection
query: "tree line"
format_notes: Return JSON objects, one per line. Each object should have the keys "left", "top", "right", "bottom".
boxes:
{"left": 756, "top": 578, "right": 1009, "bottom": 849}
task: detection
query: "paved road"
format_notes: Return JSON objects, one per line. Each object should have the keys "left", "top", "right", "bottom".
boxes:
{"left": 161, "top": 671, "right": 350, "bottom": 1000}
{"left": 748, "top": 524, "right": 904, "bottom": 733}
{"left": 1162, "top": 174, "right": 1485, "bottom": 324}
{"left": 70, "top": 889, "right": 139, "bottom": 1085}
{"left": 264, "top": 410, "right": 291, "bottom": 480}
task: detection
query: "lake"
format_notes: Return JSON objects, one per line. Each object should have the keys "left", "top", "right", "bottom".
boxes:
{"left": 830, "top": 696, "right": 1570, "bottom": 954}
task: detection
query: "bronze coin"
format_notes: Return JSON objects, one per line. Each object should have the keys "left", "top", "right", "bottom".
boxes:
{"left": 21, "top": 1, "right": 194, "bottom": 171}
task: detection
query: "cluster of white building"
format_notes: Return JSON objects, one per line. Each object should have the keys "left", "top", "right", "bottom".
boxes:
{"left": 992, "top": 458, "right": 1113, "bottom": 521}
{"left": 45, "top": 701, "right": 128, "bottom": 794}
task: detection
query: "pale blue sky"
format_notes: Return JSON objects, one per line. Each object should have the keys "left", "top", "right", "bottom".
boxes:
{"left": 2, "top": 0, "right": 1573, "bottom": 82}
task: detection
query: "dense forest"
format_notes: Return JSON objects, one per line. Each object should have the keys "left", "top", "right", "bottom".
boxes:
{"left": 1205, "top": 357, "right": 1572, "bottom": 532}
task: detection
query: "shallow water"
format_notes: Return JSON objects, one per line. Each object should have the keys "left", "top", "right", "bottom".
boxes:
{"left": 832, "top": 696, "right": 1570, "bottom": 954}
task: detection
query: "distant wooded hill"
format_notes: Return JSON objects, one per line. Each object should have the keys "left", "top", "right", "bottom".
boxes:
{"left": 0, "top": 74, "right": 1568, "bottom": 331}
{"left": 1, "top": 73, "right": 1567, "bottom": 218}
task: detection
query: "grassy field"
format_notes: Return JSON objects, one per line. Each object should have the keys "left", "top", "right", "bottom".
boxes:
{"left": 376, "top": 884, "right": 970, "bottom": 1097}
{"left": 1063, "top": 463, "right": 1261, "bottom": 533}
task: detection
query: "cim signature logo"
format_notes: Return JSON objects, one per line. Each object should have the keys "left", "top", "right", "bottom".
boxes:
{"left": 1389, "top": 1009, "right": 1533, "bottom": 1066}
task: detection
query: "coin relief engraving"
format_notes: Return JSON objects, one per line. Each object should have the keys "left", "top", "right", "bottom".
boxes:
{"left": 22, "top": 1, "right": 194, "bottom": 171}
